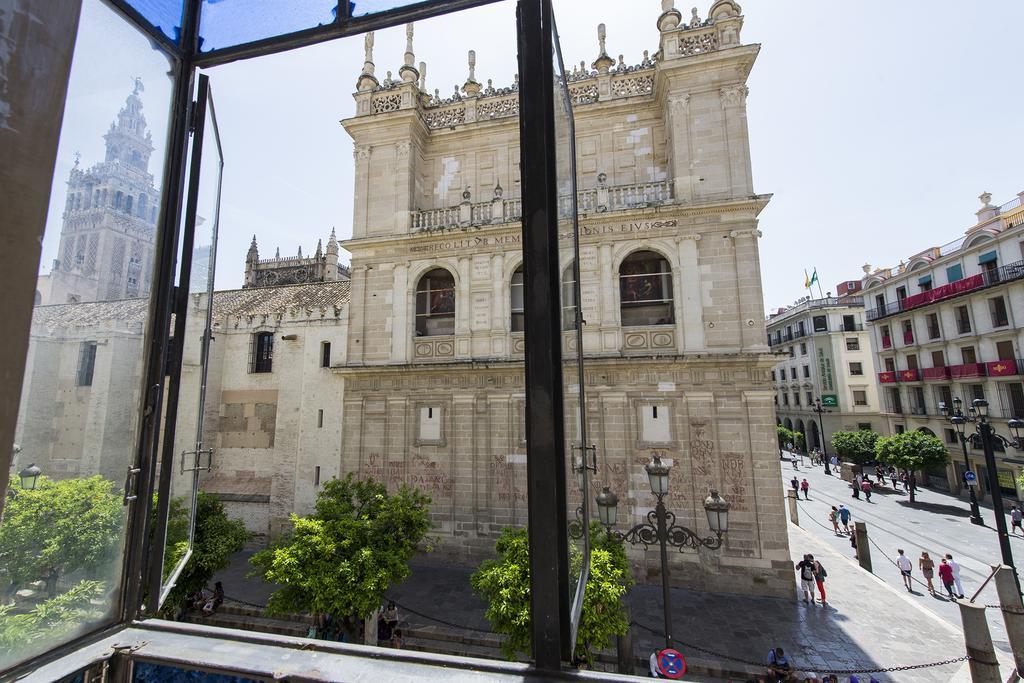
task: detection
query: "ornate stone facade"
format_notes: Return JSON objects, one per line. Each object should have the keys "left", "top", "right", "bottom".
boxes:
{"left": 243, "top": 230, "right": 350, "bottom": 288}
{"left": 337, "top": 0, "right": 791, "bottom": 596}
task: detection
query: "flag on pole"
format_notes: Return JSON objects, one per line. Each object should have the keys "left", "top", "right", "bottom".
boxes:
{"left": 804, "top": 269, "right": 818, "bottom": 290}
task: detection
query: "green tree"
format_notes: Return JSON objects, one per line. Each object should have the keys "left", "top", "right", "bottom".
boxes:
{"left": 831, "top": 430, "right": 880, "bottom": 466}
{"left": 0, "top": 476, "right": 122, "bottom": 591}
{"left": 250, "top": 475, "right": 431, "bottom": 640}
{"left": 471, "top": 523, "right": 632, "bottom": 664}
{"left": 875, "top": 431, "right": 949, "bottom": 503}
{"left": 0, "top": 580, "right": 106, "bottom": 665}
{"left": 792, "top": 431, "right": 805, "bottom": 450}
{"left": 161, "top": 492, "right": 250, "bottom": 616}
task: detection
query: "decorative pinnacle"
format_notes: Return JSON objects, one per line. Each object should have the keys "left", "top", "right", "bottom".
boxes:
{"left": 399, "top": 23, "right": 419, "bottom": 82}
{"left": 419, "top": 61, "right": 427, "bottom": 91}
{"left": 361, "top": 31, "right": 375, "bottom": 75}
{"left": 463, "top": 49, "right": 481, "bottom": 96}
{"left": 598, "top": 23, "right": 607, "bottom": 54}
{"left": 405, "top": 23, "right": 414, "bottom": 64}
{"left": 593, "top": 23, "right": 615, "bottom": 73}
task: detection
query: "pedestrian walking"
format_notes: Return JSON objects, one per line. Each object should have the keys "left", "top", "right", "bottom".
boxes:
{"left": 889, "top": 467, "right": 898, "bottom": 489}
{"left": 828, "top": 506, "right": 841, "bottom": 535}
{"left": 851, "top": 474, "right": 861, "bottom": 499}
{"left": 919, "top": 552, "right": 935, "bottom": 594}
{"left": 896, "top": 549, "right": 913, "bottom": 592}
{"left": 812, "top": 557, "right": 827, "bottom": 604}
{"left": 945, "top": 553, "right": 965, "bottom": 598}
{"left": 900, "top": 471, "right": 910, "bottom": 492}
{"left": 838, "top": 505, "right": 851, "bottom": 534}
{"left": 800, "top": 478, "right": 810, "bottom": 500}
{"left": 860, "top": 478, "right": 872, "bottom": 502}
{"left": 790, "top": 475, "right": 799, "bottom": 496}
{"left": 830, "top": 454, "right": 838, "bottom": 472}
{"left": 648, "top": 650, "right": 661, "bottom": 678}
{"left": 938, "top": 559, "right": 956, "bottom": 599}
{"left": 1011, "top": 505, "right": 1023, "bottom": 535}
{"left": 796, "top": 554, "right": 816, "bottom": 603}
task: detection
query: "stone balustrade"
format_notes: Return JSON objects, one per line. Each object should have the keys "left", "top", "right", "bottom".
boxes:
{"left": 411, "top": 180, "right": 672, "bottom": 232}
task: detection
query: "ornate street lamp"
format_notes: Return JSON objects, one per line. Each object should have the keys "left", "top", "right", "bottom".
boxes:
{"left": 592, "top": 454, "right": 729, "bottom": 650}
{"left": 812, "top": 398, "right": 833, "bottom": 475}
{"left": 940, "top": 400, "right": 984, "bottom": 526}
{"left": 18, "top": 463, "right": 42, "bottom": 491}
{"left": 939, "top": 398, "right": 1021, "bottom": 595}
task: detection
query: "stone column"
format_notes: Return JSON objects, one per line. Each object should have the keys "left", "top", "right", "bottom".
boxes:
{"left": 352, "top": 146, "right": 371, "bottom": 238}
{"left": 786, "top": 489, "right": 799, "bottom": 525}
{"left": 719, "top": 85, "right": 752, "bottom": 198}
{"left": 993, "top": 565, "right": 1024, "bottom": 674}
{"left": 391, "top": 263, "right": 409, "bottom": 362}
{"left": 456, "top": 257, "right": 471, "bottom": 350}
{"left": 394, "top": 140, "right": 414, "bottom": 232}
{"left": 957, "top": 601, "right": 1001, "bottom": 683}
{"left": 666, "top": 94, "right": 693, "bottom": 202}
{"left": 348, "top": 265, "right": 369, "bottom": 364}
{"left": 853, "top": 521, "right": 871, "bottom": 572}
{"left": 491, "top": 252, "right": 505, "bottom": 333}
{"left": 676, "top": 235, "right": 703, "bottom": 352}
{"left": 734, "top": 229, "right": 765, "bottom": 351}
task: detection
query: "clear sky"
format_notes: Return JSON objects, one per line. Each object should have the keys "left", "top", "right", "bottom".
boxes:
{"left": 43, "top": 0, "right": 1024, "bottom": 313}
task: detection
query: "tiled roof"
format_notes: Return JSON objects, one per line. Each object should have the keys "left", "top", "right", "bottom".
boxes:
{"left": 31, "top": 280, "right": 351, "bottom": 328}
{"left": 211, "top": 280, "right": 350, "bottom": 318}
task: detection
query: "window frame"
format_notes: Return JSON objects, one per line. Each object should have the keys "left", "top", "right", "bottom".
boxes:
{"left": 618, "top": 249, "right": 675, "bottom": 327}
{"left": 76, "top": 340, "right": 98, "bottom": 387}
{"left": 415, "top": 267, "right": 457, "bottom": 337}
{"left": 249, "top": 331, "right": 275, "bottom": 373}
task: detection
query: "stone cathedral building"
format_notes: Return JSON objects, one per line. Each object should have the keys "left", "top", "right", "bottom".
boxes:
{"left": 17, "top": 1, "right": 791, "bottom": 597}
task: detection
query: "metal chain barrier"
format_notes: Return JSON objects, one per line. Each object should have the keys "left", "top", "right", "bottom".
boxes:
{"left": 632, "top": 618, "right": 970, "bottom": 675}
{"left": 224, "top": 593, "right": 268, "bottom": 609}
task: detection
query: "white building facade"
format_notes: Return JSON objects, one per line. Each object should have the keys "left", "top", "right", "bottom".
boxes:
{"left": 862, "top": 191, "right": 1024, "bottom": 501}
{"left": 767, "top": 295, "right": 883, "bottom": 449}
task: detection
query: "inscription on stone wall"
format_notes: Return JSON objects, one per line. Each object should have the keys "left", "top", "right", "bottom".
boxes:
{"left": 493, "top": 454, "right": 526, "bottom": 503}
{"left": 408, "top": 453, "right": 453, "bottom": 496}
{"left": 721, "top": 454, "right": 748, "bottom": 511}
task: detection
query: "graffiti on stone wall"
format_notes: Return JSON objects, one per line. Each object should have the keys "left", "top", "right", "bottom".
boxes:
{"left": 493, "top": 454, "right": 526, "bottom": 503}
{"left": 688, "top": 420, "right": 715, "bottom": 480}
{"left": 408, "top": 452, "right": 453, "bottom": 497}
{"left": 721, "top": 454, "right": 748, "bottom": 511}
{"left": 360, "top": 452, "right": 404, "bottom": 489}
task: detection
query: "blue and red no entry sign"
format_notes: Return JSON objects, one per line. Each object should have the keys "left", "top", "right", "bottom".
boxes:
{"left": 657, "top": 648, "right": 687, "bottom": 679}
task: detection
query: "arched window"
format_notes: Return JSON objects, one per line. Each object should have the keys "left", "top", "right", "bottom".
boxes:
{"left": 510, "top": 265, "right": 525, "bottom": 332}
{"left": 124, "top": 195, "right": 133, "bottom": 214}
{"left": 561, "top": 263, "right": 577, "bottom": 331}
{"left": 114, "top": 191, "right": 123, "bottom": 210}
{"left": 619, "top": 250, "right": 674, "bottom": 326}
{"left": 138, "top": 194, "right": 147, "bottom": 218}
{"left": 415, "top": 268, "right": 455, "bottom": 336}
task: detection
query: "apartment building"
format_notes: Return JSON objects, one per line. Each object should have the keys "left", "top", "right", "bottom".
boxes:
{"left": 862, "top": 190, "right": 1024, "bottom": 502}
{"left": 768, "top": 293, "right": 882, "bottom": 450}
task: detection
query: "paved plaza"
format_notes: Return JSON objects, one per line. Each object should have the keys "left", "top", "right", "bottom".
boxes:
{"left": 779, "top": 450, "right": 1023, "bottom": 654}
{"left": 212, "top": 481, "right": 1023, "bottom": 681}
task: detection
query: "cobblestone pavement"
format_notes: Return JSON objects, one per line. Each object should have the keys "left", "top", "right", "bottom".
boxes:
{"left": 215, "top": 518, "right": 994, "bottom": 680}
{"left": 778, "top": 451, "right": 1023, "bottom": 653}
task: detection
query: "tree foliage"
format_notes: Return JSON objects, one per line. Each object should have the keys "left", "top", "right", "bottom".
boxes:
{"left": 0, "top": 580, "right": 106, "bottom": 664}
{"left": 161, "top": 492, "right": 250, "bottom": 616}
{"left": 831, "top": 430, "right": 880, "bottom": 465}
{"left": 471, "top": 523, "right": 632, "bottom": 664}
{"left": 776, "top": 424, "right": 792, "bottom": 445}
{"left": 875, "top": 431, "right": 949, "bottom": 472}
{"left": 0, "top": 476, "right": 122, "bottom": 587}
{"left": 250, "top": 475, "right": 431, "bottom": 639}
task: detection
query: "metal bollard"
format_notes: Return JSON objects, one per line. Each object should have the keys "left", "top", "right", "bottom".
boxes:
{"left": 957, "top": 601, "right": 1002, "bottom": 683}
{"left": 786, "top": 490, "right": 799, "bottom": 526}
{"left": 992, "top": 565, "right": 1024, "bottom": 675}
{"left": 853, "top": 521, "right": 871, "bottom": 573}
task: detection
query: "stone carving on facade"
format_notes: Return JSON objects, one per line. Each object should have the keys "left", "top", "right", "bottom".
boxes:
{"left": 424, "top": 104, "right": 466, "bottom": 129}
{"left": 679, "top": 28, "right": 718, "bottom": 55}
{"left": 396, "top": 140, "right": 411, "bottom": 158}
{"left": 719, "top": 83, "right": 748, "bottom": 108}
{"left": 477, "top": 95, "right": 518, "bottom": 121}
{"left": 371, "top": 92, "right": 402, "bottom": 114}
{"left": 354, "top": 145, "right": 370, "bottom": 161}
{"left": 610, "top": 73, "right": 654, "bottom": 97}
{"left": 568, "top": 82, "right": 598, "bottom": 105}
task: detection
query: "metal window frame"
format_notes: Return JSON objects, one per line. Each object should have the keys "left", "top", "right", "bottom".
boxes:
{"left": 3, "top": 0, "right": 575, "bottom": 675}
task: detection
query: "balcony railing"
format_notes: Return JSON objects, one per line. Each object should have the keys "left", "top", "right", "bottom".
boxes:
{"left": 909, "top": 405, "right": 927, "bottom": 416}
{"left": 922, "top": 366, "right": 951, "bottom": 381}
{"left": 899, "top": 368, "right": 920, "bottom": 382}
{"left": 879, "top": 371, "right": 898, "bottom": 384}
{"left": 410, "top": 179, "right": 672, "bottom": 231}
{"left": 865, "top": 259, "right": 1024, "bottom": 321}
{"left": 903, "top": 330, "right": 914, "bottom": 344}
{"left": 986, "top": 359, "right": 1023, "bottom": 377}
{"left": 881, "top": 335, "right": 892, "bottom": 349}
{"left": 949, "top": 362, "right": 987, "bottom": 379}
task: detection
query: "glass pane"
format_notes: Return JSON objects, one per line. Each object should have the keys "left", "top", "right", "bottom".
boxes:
{"left": 124, "top": 0, "right": 186, "bottom": 42}
{"left": 1, "top": 0, "right": 174, "bottom": 669}
{"left": 198, "top": 0, "right": 339, "bottom": 53}
{"left": 350, "top": 0, "right": 446, "bottom": 17}
{"left": 160, "top": 77, "right": 223, "bottom": 606}
{"left": 551, "top": 9, "right": 589, "bottom": 650}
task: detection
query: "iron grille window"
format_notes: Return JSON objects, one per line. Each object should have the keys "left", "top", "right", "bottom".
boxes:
{"left": 990, "top": 296, "right": 1009, "bottom": 327}
{"left": 76, "top": 341, "right": 97, "bottom": 386}
{"left": 955, "top": 305, "right": 971, "bottom": 334}
{"left": 250, "top": 332, "right": 274, "bottom": 373}
{"left": 926, "top": 313, "right": 940, "bottom": 339}
{"left": 849, "top": 362, "right": 863, "bottom": 376}
{"left": 846, "top": 337, "right": 859, "bottom": 350}
{"left": 853, "top": 390, "right": 868, "bottom": 406}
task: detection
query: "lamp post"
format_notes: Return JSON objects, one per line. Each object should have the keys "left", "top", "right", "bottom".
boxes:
{"left": 812, "top": 398, "right": 832, "bottom": 475}
{"left": 592, "top": 456, "right": 729, "bottom": 650}
{"left": 939, "top": 399, "right": 984, "bottom": 526}
{"left": 18, "top": 463, "right": 41, "bottom": 491}
{"left": 942, "top": 397, "right": 1015, "bottom": 593}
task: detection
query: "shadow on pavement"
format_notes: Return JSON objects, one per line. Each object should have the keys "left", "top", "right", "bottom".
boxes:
{"left": 896, "top": 500, "right": 973, "bottom": 517}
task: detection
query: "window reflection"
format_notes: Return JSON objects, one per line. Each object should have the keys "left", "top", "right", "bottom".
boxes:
{"left": 619, "top": 250, "right": 674, "bottom": 326}
{"left": 415, "top": 268, "right": 456, "bottom": 336}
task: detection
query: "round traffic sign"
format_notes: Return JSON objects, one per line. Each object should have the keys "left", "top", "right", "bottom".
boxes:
{"left": 657, "top": 648, "right": 687, "bottom": 679}
{"left": 964, "top": 471, "right": 978, "bottom": 486}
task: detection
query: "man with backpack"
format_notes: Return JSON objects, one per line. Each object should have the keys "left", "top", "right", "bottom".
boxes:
{"left": 838, "top": 505, "right": 851, "bottom": 534}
